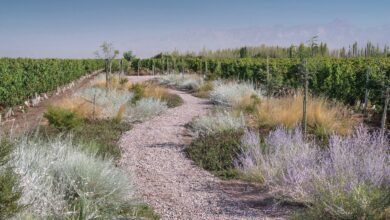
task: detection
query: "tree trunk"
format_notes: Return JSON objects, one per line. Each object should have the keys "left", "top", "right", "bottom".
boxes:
{"left": 302, "top": 59, "right": 308, "bottom": 138}
{"left": 266, "top": 56, "right": 270, "bottom": 100}
{"left": 380, "top": 86, "right": 390, "bottom": 138}
{"left": 137, "top": 60, "right": 140, "bottom": 76}
{"left": 363, "top": 67, "right": 370, "bottom": 116}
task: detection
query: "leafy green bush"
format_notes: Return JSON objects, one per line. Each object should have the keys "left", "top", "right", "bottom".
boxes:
{"left": 75, "top": 120, "right": 131, "bottom": 159}
{"left": 130, "top": 83, "right": 145, "bottom": 104}
{"left": 161, "top": 93, "right": 183, "bottom": 108}
{"left": 0, "top": 138, "right": 21, "bottom": 219}
{"left": 0, "top": 139, "right": 13, "bottom": 166}
{"left": 0, "top": 168, "right": 22, "bottom": 219}
{"left": 39, "top": 119, "right": 131, "bottom": 160}
{"left": 44, "top": 107, "right": 83, "bottom": 131}
{"left": 185, "top": 130, "right": 243, "bottom": 178}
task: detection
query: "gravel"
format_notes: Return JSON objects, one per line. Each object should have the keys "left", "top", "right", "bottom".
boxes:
{"left": 120, "top": 76, "right": 288, "bottom": 220}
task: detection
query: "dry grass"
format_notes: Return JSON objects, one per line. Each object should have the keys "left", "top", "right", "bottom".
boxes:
{"left": 193, "top": 81, "right": 214, "bottom": 98}
{"left": 93, "top": 75, "right": 132, "bottom": 91}
{"left": 54, "top": 97, "right": 102, "bottom": 119}
{"left": 256, "top": 95, "right": 359, "bottom": 136}
{"left": 142, "top": 83, "right": 170, "bottom": 99}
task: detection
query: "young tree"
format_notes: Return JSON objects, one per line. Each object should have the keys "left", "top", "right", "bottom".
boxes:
{"left": 380, "top": 68, "right": 390, "bottom": 139}
{"left": 123, "top": 50, "right": 136, "bottom": 75}
{"left": 123, "top": 50, "right": 135, "bottom": 62}
{"left": 95, "top": 42, "right": 119, "bottom": 85}
{"left": 300, "top": 36, "right": 317, "bottom": 138}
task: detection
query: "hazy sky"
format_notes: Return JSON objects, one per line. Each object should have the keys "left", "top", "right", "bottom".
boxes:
{"left": 1, "top": 0, "right": 389, "bottom": 58}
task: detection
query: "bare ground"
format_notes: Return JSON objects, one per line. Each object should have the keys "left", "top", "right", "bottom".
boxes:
{"left": 120, "top": 76, "right": 292, "bottom": 220}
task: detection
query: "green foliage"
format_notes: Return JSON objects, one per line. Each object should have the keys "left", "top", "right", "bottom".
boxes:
{"left": 138, "top": 57, "right": 390, "bottom": 107}
{"left": 40, "top": 119, "right": 131, "bottom": 160}
{"left": 123, "top": 51, "right": 136, "bottom": 62}
{"left": 120, "top": 204, "right": 160, "bottom": 220}
{"left": 0, "top": 139, "right": 21, "bottom": 219}
{"left": 0, "top": 139, "right": 13, "bottom": 166}
{"left": 0, "top": 168, "right": 22, "bottom": 219}
{"left": 185, "top": 130, "right": 243, "bottom": 179}
{"left": 293, "top": 184, "right": 390, "bottom": 220}
{"left": 160, "top": 93, "right": 183, "bottom": 108}
{"left": 193, "top": 81, "right": 214, "bottom": 98}
{"left": 0, "top": 58, "right": 104, "bottom": 107}
{"left": 130, "top": 83, "right": 145, "bottom": 104}
{"left": 44, "top": 107, "right": 83, "bottom": 131}
{"left": 75, "top": 120, "right": 131, "bottom": 160}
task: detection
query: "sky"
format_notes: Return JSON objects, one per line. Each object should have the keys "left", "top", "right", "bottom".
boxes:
{"left": 0, "top": 0, "right": 389, "bottom": 58}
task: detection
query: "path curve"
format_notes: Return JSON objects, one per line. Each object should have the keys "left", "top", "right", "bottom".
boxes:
{"left": 120, "top": 76, "right": 288, "bottom": 220}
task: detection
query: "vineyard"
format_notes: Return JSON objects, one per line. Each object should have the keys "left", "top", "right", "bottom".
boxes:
{"left": 136, "top": 57, "right": 390, "bottom": 107}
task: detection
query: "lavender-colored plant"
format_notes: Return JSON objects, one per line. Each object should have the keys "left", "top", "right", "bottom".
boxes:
{"left": 236, "top": 126, "right": 390, "bottom": 217}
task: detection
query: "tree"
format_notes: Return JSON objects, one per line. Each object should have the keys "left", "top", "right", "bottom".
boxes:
{"left": 94, "top": 42, "right": 119, "bottom": 86}
{"left": 95, "top": 41, "right": 119, "bottom": 73}
{"left": 123, "top": 50, "right": 136, "bottom": 75}
{"left": 123, "top": 50, "right": 136, "bottom": 62}
{"left": 239, "top": 47, "right": 249, "bottom": 58}
{"left": 380, "top": 68, "right": 390, "bottom": 139}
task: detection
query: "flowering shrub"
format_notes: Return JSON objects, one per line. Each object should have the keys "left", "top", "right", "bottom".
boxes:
{"left": 236, "top": 126, "right": 390, "bottom": 218}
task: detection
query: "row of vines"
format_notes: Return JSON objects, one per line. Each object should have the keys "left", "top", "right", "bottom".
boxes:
{"left": 0, "top": 58, "right": 106, "bottom": 107}
{"left": 134, "top": 57, "right": 390, "bottom": 107}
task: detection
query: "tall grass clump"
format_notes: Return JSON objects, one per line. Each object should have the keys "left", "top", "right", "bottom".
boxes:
{"left": 256, "top": 94, "right": 358, "bottom": 136}
{"left": 129, "top": 82, "right": 183, "bottom": 108}
{"left": 125, "top": 98, "right": 167, "bottom": 122}
{"left": 75, "top": 87, "right": 133, "bottom": 119}
{"left": 210, "top": 82, "right": 261, "bottom": 109}
{"left": 10, "top": 137, "right": 135, "bottom": 219}
{"left": 189, "top": 111, "right": 245, "bottom": 136}
{"left": 92, "top": 74, "right": 132, "bottom": 90}
{"left": 236, "top": 126, "right": 390, "bottom": 219}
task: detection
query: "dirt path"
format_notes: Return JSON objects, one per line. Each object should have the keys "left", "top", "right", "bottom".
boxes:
{"left": 120, "top": 76, "right": 290, "bottom": 220}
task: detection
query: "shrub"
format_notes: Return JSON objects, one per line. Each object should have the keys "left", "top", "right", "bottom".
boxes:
{"left": 0, "top": 138, "right": 13, "bottom": 166}
{"left": 157, "top": 74, "right": 203, "bottom": 92}
{"left": 0, "top": 168, "right": 22, "bottom": 219}
{"left": 256, "top": 94, "right": 358, "bottom": 136}
{"left": 189, "top": 111, "right": 245, "bottom": 136}
{"left": 210, "top": 82, "right": 261, "bottom": 109}
{"left": 74, "top": 120, "right": 131, "bottom": 160}
{"left": 130, "top": 83, "right": 145, "bottom": 104}
{"left": 236, "top": 126, "right": 390, "bottom": 218}
{"left": 186, "top": 130, "right": 243, "bottom": 178}
{"left": 10, "top": 137, "right": 135, "bottom": 219}
{"left": 44, "top": 107, "right": 83, "bottom": 131}
{"left": 160, "top": 93, "right": 183, "bottom": 108}
{"left": 125, "top": 98, "right": 167, "bottom": 122}
{"left": 193, "top": 81, "right": 214, "bottom": 98}
{"left": 0, "top": 138, "right": 21, "bottom": 219}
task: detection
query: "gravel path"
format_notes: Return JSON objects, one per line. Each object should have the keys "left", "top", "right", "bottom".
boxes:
{"left": 120, "top": 76, "right": 288, "bottom": 220}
